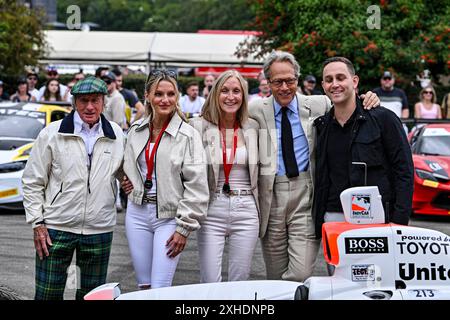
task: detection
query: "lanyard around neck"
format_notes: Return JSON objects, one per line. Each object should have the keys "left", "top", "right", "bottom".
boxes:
{"left": 145, "top": 120, "right": 170, "bottom": 182}
{"left": 220, "top": 122, "right": 239, "bottom": 192}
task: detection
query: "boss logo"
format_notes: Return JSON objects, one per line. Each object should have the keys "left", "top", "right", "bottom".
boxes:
{"left": 345, "top": 237, "right": 389, "bottom": 254}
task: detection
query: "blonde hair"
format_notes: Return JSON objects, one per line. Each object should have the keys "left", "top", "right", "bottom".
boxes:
{"left": 144, "top": 71, "right": 186, "bottom": 122}
{"left": 419, "top": 86, "right": 437, "bottom": 104}
{"left": 201, "top": 70, "right": 249, "bottom": 127}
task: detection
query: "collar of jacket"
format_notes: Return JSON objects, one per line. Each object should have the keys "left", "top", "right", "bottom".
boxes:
{"left": 58, "top": 110, "right": 117, "bottom": 139}
{"left": 135, "top": 112, "right": 183, "bottom": 137}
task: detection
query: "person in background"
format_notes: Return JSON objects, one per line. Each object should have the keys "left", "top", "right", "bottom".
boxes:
{"left": 202, "top": 73, "right": 216, "bottom": 99}
{"left": 42, "top": 79, "right": 63, "bottom": 102}
{"left": 64, "top": 72, "right": 86, "bottom": 103}
{"left": 74, "top": 71, "right": 85, "bottom": 82}
{"left": 441, "top": 92, "right": 450, "bottom": 119}
{"left": 414, "top": 86, "right": 442, "bottom": 119}
{"left": 0, "top": 80, "right": 9, "bottom": 101}
{"left": 373, "top": 71, "right": 409, "bottom": 119}
{"left": 26, "top": 71, "right": 40, "bottom": 100}
{"left": 249, "top": 70, "right": 265, "bottom": 95}
{"left": 22, "top": 77, "right": 125, "bottom": 300}
{"left": 249, "top": 78, "right": 271, "bottom": 102}
{"left": 112, "top": 69, "right": 145, "bottom": 123}
{"left": 301, "top": 75, "right": 322, "bottom": 95}
{"left": 190, "top": 70, "right": 260, "bottom": 283}
{"left": 37, "top": 66, "right": 67, "bottom": 102}
{"left": 101, "top": 71, "right": 127, "bottom": 130}
{"left": 95, "top": 66, "right": 109, "bottom": 79}
{"left": 122, "top": 69, "right": 208, "bottom": 289}
{"left": 180, "top": 81, "right": 205, "bottom": 115}
{"left": 10, "top": 77, "right": 36, "bottom": 102}
{"left": 63, "top": 80, "right": 77, "bottom": 103}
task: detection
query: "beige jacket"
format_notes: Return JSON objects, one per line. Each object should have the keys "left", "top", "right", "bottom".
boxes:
{"left": 123, "top": 112, "right": 209, "bottom": 237}
{"left": 249, "top": 93, "right": 331, "bottom": 238}
{"left": 22, "top": 112, "right": 125, "bottom": 234}
{"left": 189, "top": 117, "right": 260, "bottom": 213}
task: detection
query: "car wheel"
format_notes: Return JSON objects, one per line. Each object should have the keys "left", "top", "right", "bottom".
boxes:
{"left": 294, "top": 285, "right": 309, "bottom": 300}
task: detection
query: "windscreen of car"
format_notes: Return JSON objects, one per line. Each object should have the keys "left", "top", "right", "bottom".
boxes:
{"left": 418, "top": 136, "right": 450, "bottom": 156}
{"left": 0, "top": 113, "right": 45, "bottom": 139}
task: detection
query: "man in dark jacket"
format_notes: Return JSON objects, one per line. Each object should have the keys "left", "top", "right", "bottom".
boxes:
{"left": 312, "top": 57, "right": 413, "bottom": 239}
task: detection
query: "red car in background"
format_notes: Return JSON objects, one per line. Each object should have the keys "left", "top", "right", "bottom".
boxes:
{"left": 408, "top": 123, "right": 450, "bottom": 216}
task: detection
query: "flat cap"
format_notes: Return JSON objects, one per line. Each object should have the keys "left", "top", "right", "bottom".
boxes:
{"left": 71, "top": 76, "right": 107, "bottom": 95}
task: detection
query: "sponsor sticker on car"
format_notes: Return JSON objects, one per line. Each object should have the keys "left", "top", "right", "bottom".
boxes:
{"left": 351, "top": 264, "right": 376, "bottom": 281}
{"left": 0, "top": 188, "right": 19, "bottom": 198}
{"left": 344, "top": 237, "right": 389, "bottom": 254}
{"left": 351, "top": 194, "right": 373, "bottom": 220}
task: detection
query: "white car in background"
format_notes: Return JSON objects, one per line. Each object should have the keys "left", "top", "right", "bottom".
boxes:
{"left": 0, "top": 102, "right": 69, "bottom": 210}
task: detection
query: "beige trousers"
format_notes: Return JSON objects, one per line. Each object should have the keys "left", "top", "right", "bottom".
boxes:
{"left": 261, "top": 173, "right": 320, "bottom": 282}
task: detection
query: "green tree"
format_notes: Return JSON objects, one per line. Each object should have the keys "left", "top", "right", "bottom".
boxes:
{"left": 56, "top": 0, "right": 256, "bottom": 32}
{"left": 240, "top": 0, "right": 449, "bottom": 90}
{"left": 0, "top": 0, "right": 46, "bottom": 76}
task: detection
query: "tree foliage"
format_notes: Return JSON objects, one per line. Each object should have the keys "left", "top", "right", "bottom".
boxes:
{"left": 240, "top": 0, "right": 449, "bottom": 90}
{"left": 56, "top": 0, "right": 256, "bottom": 32}
{"left": 0, "top": 0, "right": 46, "bottom": 76}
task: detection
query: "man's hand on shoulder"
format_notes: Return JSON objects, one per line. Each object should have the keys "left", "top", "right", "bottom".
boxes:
{"left": 360, "top": 91, "right": 380, "bottom": 109}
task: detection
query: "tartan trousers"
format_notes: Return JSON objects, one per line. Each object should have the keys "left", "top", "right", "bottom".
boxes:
{"left": 35, "top": 229, "right": 113, "bottom": 300}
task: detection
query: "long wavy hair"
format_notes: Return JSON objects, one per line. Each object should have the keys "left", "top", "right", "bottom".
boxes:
{"left": 43, "top": 79, "right": 62, "bottom": 101}
{"left": 201, "top": 70, "right": 249, "bottom": 127}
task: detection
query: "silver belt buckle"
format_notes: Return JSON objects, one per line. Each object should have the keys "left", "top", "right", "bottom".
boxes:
{"left": 143, "top": 193, "right": 156, "bottom": 204}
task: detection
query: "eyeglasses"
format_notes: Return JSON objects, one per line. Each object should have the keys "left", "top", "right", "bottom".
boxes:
{"left": 423, "top": 91, "right": 433, "bottom": 95}
{"left": 103, "top": 80, "right": 112, "bottom": 85}
{"left": 27, "top": 77, "right": 37, "bottom": 81}
{"left": 382, "top": 77, "right": 392, "bottom": 81}
{"left": 148, "top": 69, "right": 177, "bottom": 80}
{"left": 47, "top": 71, "right": 58, "bottom": 76}
{"left": 269, "top": 77, "right": 297, "bottom": 87}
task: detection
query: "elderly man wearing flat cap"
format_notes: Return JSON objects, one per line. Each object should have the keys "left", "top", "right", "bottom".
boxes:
{"left": 22, "top": 77, "right": 125, "bottom": 300}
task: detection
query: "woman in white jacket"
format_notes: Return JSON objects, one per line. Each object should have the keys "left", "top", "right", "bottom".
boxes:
{"left": 190, "top": 70, "right": 260, "bottom": 283}
{"left": 122, "top": 69, "right": 209, "bottom": 289}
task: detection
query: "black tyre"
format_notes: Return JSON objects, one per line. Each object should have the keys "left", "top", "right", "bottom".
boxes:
{"left": 294, "top": 285, "right": 309, "bottom": 300}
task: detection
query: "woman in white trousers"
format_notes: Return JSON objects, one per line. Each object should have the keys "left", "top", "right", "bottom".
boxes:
{"left": 122, "top": 70, "right": 208, "bottom": 289}
{"left": 190, "top": 70, "right": 260, "bottom": 283}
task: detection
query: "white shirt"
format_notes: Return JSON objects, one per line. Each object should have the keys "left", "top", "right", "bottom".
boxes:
{"left": 29, "top": 88, "right": 40, "bottom": 100}
{"left": 37, "top": 84, "right": 68, "bottom": 102}
{"left": 179, "top": 95, "right": 205, "bottom": 114}
{"left": 74, "top": 111, "right": 103, "bottom": 165}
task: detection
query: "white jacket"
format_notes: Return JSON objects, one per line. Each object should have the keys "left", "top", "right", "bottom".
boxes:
{"left": 22, "top": 112, "right": 125, "bottom": 234}
{"left": 123, "top": 112, "right": 209, "bottom": 237}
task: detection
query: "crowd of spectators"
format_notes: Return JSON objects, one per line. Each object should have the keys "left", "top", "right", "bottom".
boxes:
{"left": 0, "top": 66, "right": 448, "bottom": 121}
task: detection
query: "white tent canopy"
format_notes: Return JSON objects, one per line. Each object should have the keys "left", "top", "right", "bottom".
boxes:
{"left": 41, "top": 30, "right": 264, "bottom": 68}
